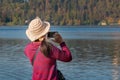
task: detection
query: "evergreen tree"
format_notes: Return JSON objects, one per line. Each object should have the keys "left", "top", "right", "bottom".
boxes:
{"left": 0, "top": 0, "right": 120, "bottom": 26}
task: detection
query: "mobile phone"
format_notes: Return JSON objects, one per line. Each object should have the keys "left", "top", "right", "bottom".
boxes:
{"left": 47, "top": 31, "right": 58, "bottom": 38}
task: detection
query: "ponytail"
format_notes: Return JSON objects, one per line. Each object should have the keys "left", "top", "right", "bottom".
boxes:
{"left": 40, "top": 39, "right": 51, "bottom": 57}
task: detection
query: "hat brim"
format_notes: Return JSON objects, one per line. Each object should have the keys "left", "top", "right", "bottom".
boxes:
{"left": 26, "top": 21, "right": 50, "bottom": 41}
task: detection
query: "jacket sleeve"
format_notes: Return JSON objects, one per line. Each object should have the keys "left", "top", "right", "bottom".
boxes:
{"left": 24, "top": 43, "right": 36, "bottom": 64}
{"left": 50, "top": 42, "right": 72, "bottom": 62}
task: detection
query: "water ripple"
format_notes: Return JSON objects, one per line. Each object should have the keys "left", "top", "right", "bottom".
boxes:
{"left": 0, "top": 39, "right": 120, "bottom": 80}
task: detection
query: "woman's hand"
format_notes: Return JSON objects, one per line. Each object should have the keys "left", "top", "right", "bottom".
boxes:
{"left": 53, "top": 33, "right": 63, "bottom": 44}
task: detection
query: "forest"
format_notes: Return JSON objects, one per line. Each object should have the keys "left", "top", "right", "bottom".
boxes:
{"left": 0, "top": 0, "right": 120, "bottom": 26}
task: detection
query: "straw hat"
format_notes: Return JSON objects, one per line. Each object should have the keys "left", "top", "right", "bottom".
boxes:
{"left": 26, "top": 17, "right": 50, "bottom": 41}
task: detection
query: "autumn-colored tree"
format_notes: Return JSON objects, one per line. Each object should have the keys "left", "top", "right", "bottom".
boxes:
{"left": 0, "top": 0, "right": 120, "bottom": 26}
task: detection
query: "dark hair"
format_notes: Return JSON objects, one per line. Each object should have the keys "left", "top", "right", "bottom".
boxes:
{"left": 40, "top": 39, "right": 52, "bottom": 57}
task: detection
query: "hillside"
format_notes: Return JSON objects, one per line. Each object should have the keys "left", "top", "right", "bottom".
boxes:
{"left": 0, "top": 0, "right": 120, "bottom": 26}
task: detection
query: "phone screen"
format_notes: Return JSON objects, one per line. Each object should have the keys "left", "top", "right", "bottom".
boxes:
{"left": 47, "top": 32, "right": 57, "bottom": 38}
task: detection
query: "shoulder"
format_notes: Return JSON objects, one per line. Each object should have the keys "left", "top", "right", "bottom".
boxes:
{"left": 24, "top": 42, "right": 34, "bottom": 52}
{"left": 25, "top": 42, "right": 41, "bottom": 51}
{"left": 25, "top": 42, "right": 33, "bottom": 49}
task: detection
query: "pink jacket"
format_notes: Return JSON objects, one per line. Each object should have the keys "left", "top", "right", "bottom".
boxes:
{"left": 24, "top": 42, "right": 72, "bottom": 80}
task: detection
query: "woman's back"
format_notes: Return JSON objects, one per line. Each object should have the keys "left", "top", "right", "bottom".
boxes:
{"left": 24, "top": 41, "right": 72, "bottom": 80}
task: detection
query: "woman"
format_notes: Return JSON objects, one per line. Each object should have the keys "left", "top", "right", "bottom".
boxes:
{"left": 24, "top": 17, "right": 72, "bottom": 80}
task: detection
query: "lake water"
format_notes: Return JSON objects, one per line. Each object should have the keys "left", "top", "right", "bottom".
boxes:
{"left": 0, "top": 26, "right": 120, "bottom": 80}
{"left": 0, "top": 26, "right": 120, "bottom": 39}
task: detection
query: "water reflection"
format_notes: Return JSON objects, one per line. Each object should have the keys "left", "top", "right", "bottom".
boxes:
{"left": 64, "top": 40, "right": 120, "bottom": 80}
{"left": 112, "top": 41, "right": 120, "bottom": 80}
{"left": 0, "top": 39, "right": 120, "bottom": 80}
{"left": 0, "top": 39, "right": 32, "bottom": 80}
